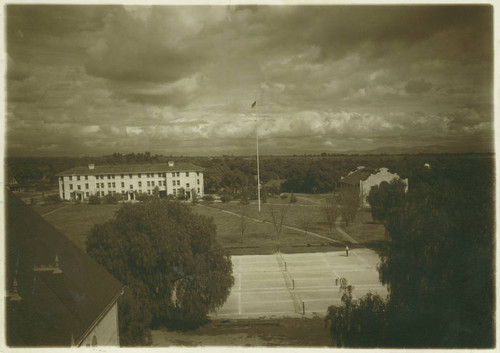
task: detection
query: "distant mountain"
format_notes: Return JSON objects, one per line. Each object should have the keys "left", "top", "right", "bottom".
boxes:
{"left": 339, "top": 144, "right": 487, "bottom": 155}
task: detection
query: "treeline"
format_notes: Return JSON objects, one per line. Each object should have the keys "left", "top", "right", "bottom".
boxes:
{"left": 325, "top": 156, "right": 494, "bottom": 347}
{"left": 6, "top": 152, "right": 492, "bottom": 195}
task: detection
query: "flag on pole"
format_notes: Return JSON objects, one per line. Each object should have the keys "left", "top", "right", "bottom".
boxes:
{"left": 251, "top": 101, "right": 256, "bottom": 108}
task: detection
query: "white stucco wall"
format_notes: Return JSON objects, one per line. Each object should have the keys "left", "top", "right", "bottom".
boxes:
{"left": 359, "top": 168, "right": 408, "bottom": 207}
{"left": 59, "top": 168, "right": 204, "bottom": 201}
{"left": 79, "top": 301, "right": 120, "bottom": 347}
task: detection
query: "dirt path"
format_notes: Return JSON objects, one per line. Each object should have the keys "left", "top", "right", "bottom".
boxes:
{"left": 41, "top": 203, "right": 73, "bottom": 216}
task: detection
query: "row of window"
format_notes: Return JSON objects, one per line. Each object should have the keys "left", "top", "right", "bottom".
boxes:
{"left": 75, "top": 187, "right": 201, "bottom": 198}
{"left": 68, "top": 179, "right": 201, "bottom": 190}
{"left": 67, "top": 171, "right": 201, "bottom": 181}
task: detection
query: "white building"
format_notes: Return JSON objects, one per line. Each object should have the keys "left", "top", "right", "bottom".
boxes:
{"left": 359, "top": 167, "right": 408, "bottom": 207}
{"left": 57, "top": 161, "right": 204, "bottom": 201}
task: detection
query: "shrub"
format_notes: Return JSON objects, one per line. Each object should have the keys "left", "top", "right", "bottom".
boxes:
{"left": 280, "top": 194, "right": 288, "bottom": 200}
{"left": 220, "top": 194, "right": 232, "bottom": 203}
{"left": 44, "top": 194, "right": 61, "bottom": 205}
{"left": 103, "top": 194, "right": 119, "bottom": 204}
{"left": 290, "top": 193, "right": 297, "bottom": 203}
{"left": 88, "top": 194, "right": 101, "bottom": 205}
{"left": 202, "top": 195, "right": 214, "bottom": 203}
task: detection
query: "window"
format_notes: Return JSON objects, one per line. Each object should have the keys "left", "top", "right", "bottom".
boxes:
{"left": 85, "top": 176, "right": 88, "bottom": 180}
{"left": 108, "top": 182, "right": 111, "bottom": 188}
{"left": 69, "top": 176, "right": 72, "bottom": 181}
{"left": 85, "top": 183, "right": 89, "bottom": 189}
{"left": 101, "top": 191, "right": 105, "bottom": 196}
{"left": 122, "top": 190, "right": 125, "bottom": 194}
{"left": 70, "top": 184, "right": 73, "bottom": 190}
{"left": 152, "top": 181, "right": 155, "bottom": 186}
{"left": 177, "top": 172, "right": 180, "bottom": 177}
{"left": 130, "top": 185, "right": 133, "bottom": 189}
{"left": 96, "top": 184, "right": 99, "bottom": 189}
{"left": 101, "top": 183, "right": 104, "bottom": 188}
{"left": 198, "top": 188, "right": 200, "bottom": 193}
{"left": 186, "top": 172, "right": 189, "bottom": 177}
{"left": 112, "top": 182, "right": 116, "bottom": 188}
{"left": 138, "top": 181, "right": 142, "bottom": 187}
{"left": 107, "top": 175, "right": 111, "bottom": 179}
{"left": 121, "top": 174, "right": 124, "bottom": 178}
{"left": 173, "top": 189, "right": 177, "bottom": 196}
{"left": 138, "top": 174, "right": 141, "bottom": 178}
{"left": 186, "top": 183, "right": 190, "bottom": 188}
{"left": 78, "top": 185, "right": 81, "bottom": 190}
{"left": 147, "top": 181, "right": 150, "bottom": 186}
{"left": 163, "top": 181, "right": 166, "bottom": 186}
{"left": 112, "top": 175, "right": 115, "bottom": 179}
{"left": 147, "top": 190, "right": 151, "bottom": 194}
{"left": 77, "top": 176, "right": 80, "bottom": 181}
{"left": 197, "top": 179, "right": 200, "bottom": 185}
{"left": 85, "top": 192, "right": 89, "bottom": 197}
{"left": 177, "top": 180, "right": 180, "bottom": 186}
{"left": 121, "top": 182, "right": 125, "bottom": 187}
{"left": 197, "top": 172, "right": 199, "bottom": 176}
{"left": 172, "top": 173, "right": 175, "bottom": 177}
{"left": 129, "top": 174, "right": 133, "bottom": 178}
{"left": 172, "top": 180, "right": 176, "bottom": 186}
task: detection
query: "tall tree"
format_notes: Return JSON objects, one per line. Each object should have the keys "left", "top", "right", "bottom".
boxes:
{"left": 338, "top": 187, "right": 359, "bottom": 227}
{"left": 269, "top": 204, "right": 289, "bottom": 252}
{"left": 322, "top": 193, "right": 338, "bottom": 232}
{"left": 366, "top": 179, "right": 406, "bottom": 222}
{"left": 86, "top": 201, "right": 234, "bottom": 344}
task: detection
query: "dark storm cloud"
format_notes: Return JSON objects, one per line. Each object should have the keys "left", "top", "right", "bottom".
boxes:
{"left": 5, "top": 4, "right": 494, "bottom": 156}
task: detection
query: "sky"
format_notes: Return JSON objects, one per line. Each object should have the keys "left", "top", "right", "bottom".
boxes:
{"left": 5, "top": 4, "right": 494, "bottom": 157}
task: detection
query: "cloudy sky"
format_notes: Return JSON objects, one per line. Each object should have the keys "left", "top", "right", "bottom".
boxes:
{"left": 6, "top": 4, "right": 493, "bottom": 156}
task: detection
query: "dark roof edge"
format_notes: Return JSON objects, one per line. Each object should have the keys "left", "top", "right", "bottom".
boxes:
{"left": 56, "top": 163, "right": 205, "bottom": 176}
{"left": 75, "top": 286, "right": 125, "bottom": 346}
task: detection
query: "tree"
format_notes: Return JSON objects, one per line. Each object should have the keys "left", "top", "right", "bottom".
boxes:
{"left": 325, "top": 278, "right": 388, "bottom": 347}
{"left": 190, "top": 188, "right": 198, "bottom": 205}
{"left": 366, "top": 179, "right": 406, "bottom": 222}
{"left": 338, "top": 187, "right": 359, "bottom": 227}
{"left": 239, "top": 204, "right": 248, "bottom": 237}
{"left": 270, "top": 204, "right": 289, "bottom": 252}
{"left": 322, "top": 193, "right": 338, "bottom": 232}
{"left": 298, "top": 213, "right": 311, "bottom": 245}
{"left": 377, "top": 168, "right": 494, "bottom": 347}
{"left": 86, "top": 201, "right": 234, "bottom": 344}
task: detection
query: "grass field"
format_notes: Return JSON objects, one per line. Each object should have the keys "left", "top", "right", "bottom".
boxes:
{"left": 151, "top": 316, "right": 332, "bottom": 347}
{"left": 35, "top": 195, "right": 385, "bottom": 255}
{"left": 42, "top": 203, "right": 121, "bottom": 251}
{"left": 339, "top": 208, "right": 386, "bottom": 245}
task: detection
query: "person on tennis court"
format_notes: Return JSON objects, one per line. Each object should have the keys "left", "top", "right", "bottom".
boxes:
{"left": 345, "top": 245, "right": 349, "bottom": 257}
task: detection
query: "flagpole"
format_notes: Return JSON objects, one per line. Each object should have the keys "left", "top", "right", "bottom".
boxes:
{"left": 252, "top": 100, "right": 261, "bottom": 212}
{"left": 256, "top": 115, "right": 261, "bottom": 212}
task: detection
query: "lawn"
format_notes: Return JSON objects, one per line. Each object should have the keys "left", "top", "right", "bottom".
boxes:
{"left": 36, "top": 197, "right": 385, "bottom": 256}
{"left": 42, "top": 203, "right": 122, "bottom": 251}
{"left": 339, "top": 208, "right": 386, "bottom": 245}
{"left": 151, "top": 316, "right": 333, "bottom": 347}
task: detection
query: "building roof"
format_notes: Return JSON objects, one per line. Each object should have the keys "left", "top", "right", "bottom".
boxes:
{"left": 5, "top": 191, "right": 124, "bottom": 347}
{"left": 340, "top": 169, "right": 374, "bottom": 186}
{"left": 56, "top": 162, "right": 204, "bottom": 176}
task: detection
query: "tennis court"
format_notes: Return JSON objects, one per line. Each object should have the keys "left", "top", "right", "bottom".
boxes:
{"left": 211, "top": 248, "right": 388, "bottom": 318}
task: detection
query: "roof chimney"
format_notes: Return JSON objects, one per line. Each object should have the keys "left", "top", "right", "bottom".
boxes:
{"left": 168, "top": 161, "right": 174, "bottom": 167}
{"left": 88, "top": 164, "right": 95, "bottom": 170}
